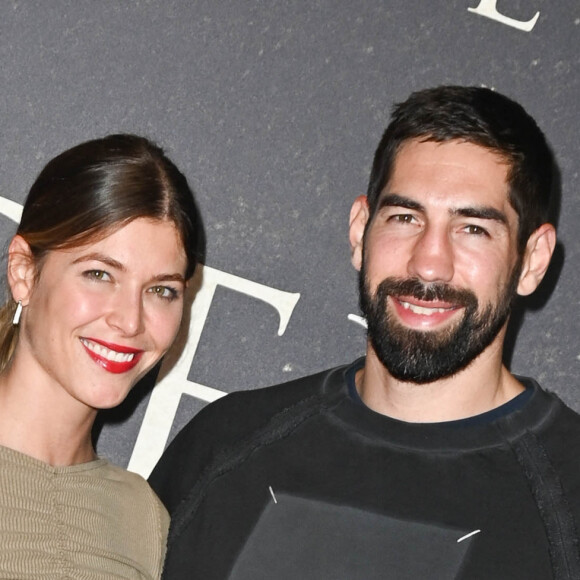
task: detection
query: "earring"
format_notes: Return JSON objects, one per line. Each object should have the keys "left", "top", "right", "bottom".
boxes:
{"left": 12, "top": 301, "right": 22, "bottom": 326}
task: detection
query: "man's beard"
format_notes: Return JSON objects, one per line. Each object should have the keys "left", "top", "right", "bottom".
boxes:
{"left": 359, "top": 263, "right": 521, "bottom": 384}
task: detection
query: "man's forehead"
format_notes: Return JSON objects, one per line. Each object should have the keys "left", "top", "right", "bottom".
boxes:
{"left": 384, "top": 139, "right": 511, "bottom": 198}
{"left": 391, "top": 137, "right": 511, "bottom": 169}
{"left": 373, "top": 139, "right": 519, "bottom": 232}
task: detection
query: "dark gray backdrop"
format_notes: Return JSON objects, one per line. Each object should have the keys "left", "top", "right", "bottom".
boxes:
{"left": 1, "top": 0, "right": 578, "bottom": 476}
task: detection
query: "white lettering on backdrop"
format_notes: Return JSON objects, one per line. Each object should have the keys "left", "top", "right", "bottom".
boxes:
{"left": 0, "top": 197, "right": 23, "bottom": 223}
{"left": 128, "top": 266, "right": 300, "bottom": 477}
{"left": 468, "top": 0, "right": 540, "bottom": 32}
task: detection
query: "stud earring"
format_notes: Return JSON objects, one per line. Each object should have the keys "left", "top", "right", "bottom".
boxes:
{"left": 12, "top": 301, "right": 22, "bottom": 326}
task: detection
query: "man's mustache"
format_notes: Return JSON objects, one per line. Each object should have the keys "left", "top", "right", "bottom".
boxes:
{"left": 376, "top": 277, "right": 478, "bottom": 309}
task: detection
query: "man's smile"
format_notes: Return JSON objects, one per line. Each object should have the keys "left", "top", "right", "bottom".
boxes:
{"left": 398, "top": 299, "right": 458, "bottom": 316}
{"left": 390, "top": 296, "right": 463, "bottom": 329}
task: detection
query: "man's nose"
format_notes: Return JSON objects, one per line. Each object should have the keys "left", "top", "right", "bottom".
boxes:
{"left": 407, "top": 224, "right": 455, "bottom": 284}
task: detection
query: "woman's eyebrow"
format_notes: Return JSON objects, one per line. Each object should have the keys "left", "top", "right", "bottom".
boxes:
{"left": 72, "top": 253, "right": 125, "bottom": 270}
{"left": 151, "top": 273, "right": 186, "bottom": 284}
{"left": 73, "top": 253, "right": 186, "bottom": 283}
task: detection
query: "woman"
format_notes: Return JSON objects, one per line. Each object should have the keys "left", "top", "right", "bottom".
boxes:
{"left": 0, "top": 134, "right": 201, "bottom": 579}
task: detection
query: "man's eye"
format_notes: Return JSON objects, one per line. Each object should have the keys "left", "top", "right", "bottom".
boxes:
{"left": 464, "top": 224, "right": 489, "bottom": 236}
{"left": 390, "top": 214, "right": 416, "bottom": 224}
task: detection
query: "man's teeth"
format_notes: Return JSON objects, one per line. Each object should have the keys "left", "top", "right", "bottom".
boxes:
{"left": 400, "top": 301, "right": 452, "bottom": 316}
{"left": 81, "top": 339, "right": 135, "bottom": 363}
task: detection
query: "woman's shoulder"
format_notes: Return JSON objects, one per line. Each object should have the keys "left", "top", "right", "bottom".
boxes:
{"left": 0, "top": 451, "right": 169, "bottom": 579}
{"left": 97, "top": 460, "right": 169, "bottom": 520}
{"left": 91, "top": 460, "right": 170, "bottom": 577}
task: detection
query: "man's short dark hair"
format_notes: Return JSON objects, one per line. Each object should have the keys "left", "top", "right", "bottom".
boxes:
{"left": 366, "top": 86, "right": 554, "bottom": 252}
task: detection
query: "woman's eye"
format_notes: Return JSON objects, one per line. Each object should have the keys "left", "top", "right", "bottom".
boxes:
{"left": 149, "top": 285, "right": 179, "bottom": 301}
{"left": 83, "top": 270, "right": 111, "bottom": 281}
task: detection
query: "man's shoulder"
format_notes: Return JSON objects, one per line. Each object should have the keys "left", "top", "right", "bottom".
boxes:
{"left": 537, "top": 383, "right": 580, "bottom": 428}
{"left": 216, "top": 363, "right": 343, "bottom": 412}
{"left": 170, "top": 362, "right": 352, "bottom": 452}
{"left": 148, "top": 361, "right": 356, "bottom": 510}
{"left": 519, "top": 378, "right": 580, "bottom": 443}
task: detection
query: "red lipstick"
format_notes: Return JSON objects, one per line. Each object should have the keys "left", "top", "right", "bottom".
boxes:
{"left": 80, "top": 338, "right": 143, "bottom": 374}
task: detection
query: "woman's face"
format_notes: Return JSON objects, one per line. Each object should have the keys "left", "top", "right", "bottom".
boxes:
{"left": 16, "top": 218, "right": 188, "bottom": 411}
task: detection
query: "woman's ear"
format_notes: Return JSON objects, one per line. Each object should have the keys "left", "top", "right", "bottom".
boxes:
{"left": 7, "top": 236, "right": 36, "bottom": 305}
{"left": 517, "top": 223, "right": 557, "bottom": 297}
{"left": 349, "top": 195, "right": 370, "bottom": 272}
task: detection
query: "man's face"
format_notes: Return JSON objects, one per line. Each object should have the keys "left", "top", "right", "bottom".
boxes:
{"left": 354, "top": 139, "right": 523, "bottom": 383}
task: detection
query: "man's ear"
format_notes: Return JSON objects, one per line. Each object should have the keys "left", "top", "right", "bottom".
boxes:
{"left": 349, "top": 195, "right": 370, "bottom": 272}
{"left": 7, "top": 235, "right": 36, "bottom": 305}
{"left": 517, "top": 223, "right": 557, "bottom": 296}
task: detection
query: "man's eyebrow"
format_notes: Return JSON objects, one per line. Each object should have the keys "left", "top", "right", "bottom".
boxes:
{"left": 377, "top": 193, "right": 425, "bottom": 212}
{"left": 378, "top": 194, "right": 509, "bottom": 226}
{"left": 453, "top": 206, "right": 508, "bottom": 225}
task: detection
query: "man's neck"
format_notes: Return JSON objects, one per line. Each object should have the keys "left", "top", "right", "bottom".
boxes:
{"left": 356, "top": 341, "right": 525, "bottom": 423}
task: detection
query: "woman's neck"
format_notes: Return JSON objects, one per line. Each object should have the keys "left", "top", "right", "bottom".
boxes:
{"left": 0, "top": 357, "right": 97, "bottom": 466}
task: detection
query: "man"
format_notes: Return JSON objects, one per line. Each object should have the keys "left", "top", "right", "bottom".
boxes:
{"left": 150, "top": 86, "right": 580, "bottom": 579}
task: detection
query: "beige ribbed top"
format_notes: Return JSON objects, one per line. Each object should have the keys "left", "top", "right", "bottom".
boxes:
{"left": 0, "top": 444, "right": 169, "bottom": 579}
